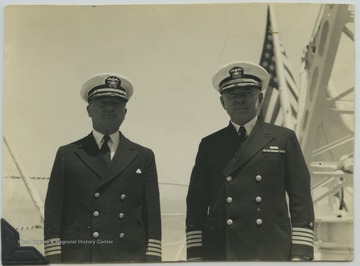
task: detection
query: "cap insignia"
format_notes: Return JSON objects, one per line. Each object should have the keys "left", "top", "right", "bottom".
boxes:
{"left": 229, "top": 67, "right": 244, "bottom": 79}
{"left": 105, "top": 76, "right": 121, "bottom": 89}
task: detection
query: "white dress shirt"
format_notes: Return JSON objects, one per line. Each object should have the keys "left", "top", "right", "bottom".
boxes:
{"left": 92, "top": 130, "right": 120, "bottom": 160}
{"left": 231, "top": 115, "right": 258, "bottom": 136}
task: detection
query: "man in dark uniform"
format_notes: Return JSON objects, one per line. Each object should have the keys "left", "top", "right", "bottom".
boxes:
{"left": 186, "top": 62, "right": 314, "bottom": 261}
{"left": 44, "top": 73, "right": 162, "bottom": 263}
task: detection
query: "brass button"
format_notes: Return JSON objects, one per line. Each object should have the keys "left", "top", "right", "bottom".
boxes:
{"left": 227, "top": 219, "right": 233, "bottom": 226}
{"left": 256, "top": 219, "right": 263, "bottom": 225}
{"left": 256, "top": 175, "right": 262, "bottom": 182}
{"left": 119, "top": 233, "right": 125, "bottom": 239}
{"left": 119, "top": 213, "right": 125, "bottom": 219}
{"left": 120, "top": 194, "right": 126, "bottom": 200}
{"left": 227, "top": 197, "right": 233, "bottom": 203}
{"left": 256, "top": 196, "right": 262, "bottom": 203}
{"left": 94, "top": 192, "right": 101, "bottom": 198}
{"left": 226, "top": 176, "right": 233, "bottom": 182}
{"left": 93, "top": 211, "right": 99, "bottom": 217}
{"left": 93, "top": 232, "right": 99, "bottom": 238}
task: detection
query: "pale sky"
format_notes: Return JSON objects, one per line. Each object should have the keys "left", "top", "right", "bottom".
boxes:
{"left": 3, "top": 2, "right": 322, "bottom": 183}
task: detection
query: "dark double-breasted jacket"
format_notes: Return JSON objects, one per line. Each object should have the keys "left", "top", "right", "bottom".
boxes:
{"left": 44, "top": 132, "right": 161, "bottom": 263}
{"left": 186, "top": 119, "right": 315, "bottom": 261}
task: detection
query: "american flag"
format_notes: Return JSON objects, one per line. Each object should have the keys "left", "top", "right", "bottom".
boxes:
{"left": 259, "top": 7, "right": 299, "bottom": 126}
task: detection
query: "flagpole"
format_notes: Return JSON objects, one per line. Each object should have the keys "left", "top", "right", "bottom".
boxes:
{"left": 268, "top": 4, "right": 295, "bottom": 130}
{"left": 296, "top": 60, "right": 308, "bottom": 140}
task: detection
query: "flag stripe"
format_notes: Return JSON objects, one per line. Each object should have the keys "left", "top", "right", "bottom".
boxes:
{"left": 264, "top": 88, "right": 278, "bottom": 122}
{"left": 291, "top": 105, "right": 297, "bottom": 119}
{"left": 259, "top": 6, "right": 299, "bottom": 127}
{"left": 286, "top": 80, "right": 298, "bottom": 101}
{"left": 282, "top": 57, "right": 296, "bottom": 82}
{"left": 270, "top": 98, "right": 282, "bottom": 124}
{"left": 274, "top": 109, "right": 284, "bottom": 125}
{"left": 260, "top": 86, "right": 273, "bottom": 121}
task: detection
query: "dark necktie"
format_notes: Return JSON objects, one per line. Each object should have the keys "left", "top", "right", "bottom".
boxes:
{"left": 238, "top": 126, "right": 248, "bottom": 144}
{"left": 101, "top": 135, "right": 111, "bottom": 164}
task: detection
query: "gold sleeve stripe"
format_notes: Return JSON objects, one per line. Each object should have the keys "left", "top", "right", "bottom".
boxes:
{"left": 44, "top": 238, "right": 61, "bottom": 246}
{"left": 186, "top": 230, "right": 202, "bottom": 236}
{"left": 146, "top": 245, "right": 161, "bottom": 250}
{"left": 45, "top": 250, "right": 61, "bottom": 256}
{"left": 292, "top": 227, "right": 314, "bottom": 234}
{"left": 292, "top": 232, "right": 314, "bottom": 240}
{"left": 146, "top": 247, "right": 162, "bottom": 253}
{"left": 145, "top": 251, "right": 162, "bottom": 257}
{"left": 147, "top": 241, "right": 161, "bottom": 245}
{"left": 186, "top": 229, "right": 203, "bottom": 248}
{"left": 148, "top": 239, "right": 161, "bottom": 245}
{"left": 187, "top": 243, "right": 203, "bottom": 248}
{"left": 146, "top": 239, "right": 162, "bottom": 258}
{"left": 44, "top": 242, "right": 61, "bottom": 248}
{"left": 292, "top": 240, "right": 314, "bottom": 247}
{"left": 147, "top": 242, "right": 161, "bottom": 249}
{"left": 44, "top": 246, "right": 61, "bottom": 252}
{"left": 292, "top": 235, "right": 314, "bottom": 242}
{"left": 186, "top": 234, "right": 202, "bottom": 240}
{"left": 187, "top": 239, "right": 202, "bottom": 245}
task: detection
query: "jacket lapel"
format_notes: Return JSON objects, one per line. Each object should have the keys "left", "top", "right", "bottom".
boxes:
{"left": 222, "top": 120, "right": 275, "bottom": 176}
{"left": 98, "top": 134, "right": 139, "bottom": 187}
{"left": 75, "top": 133, "right": 108, "bottom": 178}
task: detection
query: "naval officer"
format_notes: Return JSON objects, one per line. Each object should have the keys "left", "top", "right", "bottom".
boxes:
{"left": 44, "top": 73, "right": 162, "bottom": 263}
{"left": 186, "top": 62, "right": 315, "bottom": 261}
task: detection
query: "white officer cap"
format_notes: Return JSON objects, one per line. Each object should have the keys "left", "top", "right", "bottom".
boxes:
{"left": 212, "top": 61, "right": 270, "bottom": 93}
{"left": 80, "top": 73, "right": 134, "bottom": 102}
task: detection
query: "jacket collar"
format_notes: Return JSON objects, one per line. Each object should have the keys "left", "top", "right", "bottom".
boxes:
{"left": 75, "top": 133, "right": 138, "bottom": 184}
{"left": 222, "top": 119, "right": 275, "bottom": 176}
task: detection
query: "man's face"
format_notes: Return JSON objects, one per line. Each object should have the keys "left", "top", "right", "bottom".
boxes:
{"left": 220, "top": 86, "right": 263, "bottom": 125}
{"left": 87, "top": 97, "right": 127, "bottom": 135}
